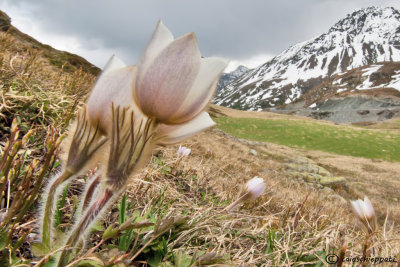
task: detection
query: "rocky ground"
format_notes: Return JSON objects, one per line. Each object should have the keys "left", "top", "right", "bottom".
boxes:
{"left": 275, "top": 94, "right": 400, "bottom": 124}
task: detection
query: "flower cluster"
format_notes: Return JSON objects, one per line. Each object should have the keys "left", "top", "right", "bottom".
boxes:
{"left": 38, "top": 21, "right": 227, "bottom": 266}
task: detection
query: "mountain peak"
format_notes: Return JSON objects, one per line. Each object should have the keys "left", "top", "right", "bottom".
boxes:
{"left": 217, "top": 65, "right": 250, "bottom": 92}
{"left": 215, "top": 6, "right": 400, "bottom": 111}
{"left": 330, "top": 6, "right": 400, "bottom": 35}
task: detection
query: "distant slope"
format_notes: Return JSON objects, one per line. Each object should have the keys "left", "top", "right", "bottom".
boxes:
{"left": 209, "top": 104, "right": 400, "bottom": 161}
{"left": 215, "top": 6, "right": 400, "bottom": 110}
{"left": 293, "top": 61, "right": 400, "bottom": 108}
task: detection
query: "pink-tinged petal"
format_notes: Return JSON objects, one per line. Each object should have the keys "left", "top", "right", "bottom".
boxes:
{"left": 137, "top": 21, "right": 174, "bottom": 77}
{"left": 136, "top": 33, "right": 201, "bottom": 122}
{"left": 155, "top": 112, "right": 215, "bottom": 145}
{"left": 168, "top": 57, "right": 228, "bottom": 123}
{"left": 246, "top": 177, "right": 266, "bottom": 199}
{"left": 177, "top": 146, "right": 191, "bottom": 157}
{"left": 87, "top": 66, "right": 138, "bottom": 134}
{"left": 102, "top": 55, "right": 126, "bottom": 74}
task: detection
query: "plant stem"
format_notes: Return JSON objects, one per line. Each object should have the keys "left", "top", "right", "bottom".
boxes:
{"left": 81, "top": 174, "right": 100, "bottom": 213}
{"left": 225, "top": 192, "right": 251, "bottom": 212}
{"left": 57, "top": 188, "right": 115, "bottom": 267}
{"left": 41, "top": 170, "right": 73, "bottom": 248}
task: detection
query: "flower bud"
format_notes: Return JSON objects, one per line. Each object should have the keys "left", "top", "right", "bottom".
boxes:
{"left": 134, "top": 21, "right": 227, "bottom": 124}
{"left": 350, "top": 196, "right": 376, "bottom": 233}
{"left": 177, "top": 145, "right": 191, "bottom": 158}
{"left": 245, "top": 176, "right": 266, "bottom": 199}
{"left": 87, "top": 55, "right": 139, "bottom": 135}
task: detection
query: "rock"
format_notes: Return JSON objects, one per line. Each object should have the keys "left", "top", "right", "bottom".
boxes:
{"left": 320, "top": 176, "right": 347, "bottom": 187}
{"left": 321, "top": 187, "right": 334, "bottom": 194}
{"left": 328, "top": 194, "right": 348, "bottom": 205}
{"left": 249, "top": 149, "right": 258, "bottom": 156}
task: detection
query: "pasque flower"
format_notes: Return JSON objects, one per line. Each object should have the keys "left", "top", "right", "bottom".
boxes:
{"left": 134, "top": 21, "right": 227, "bottom": 125}
{"left": 56, "top": 22, "right": 227, "bottom": 266}
{"left": 245, "top": 176, "right": 266, "bottom": 199}
{"left": 177, "top": 145, "right": 191, "bottom": 158}
{"left": 350, "top": 196, "right": 376, "bottom": 233}
{"left": 225, "top": 176, "right": 266, "bottom": 212}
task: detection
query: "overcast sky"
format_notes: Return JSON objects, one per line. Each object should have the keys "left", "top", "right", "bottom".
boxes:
{"left": 1, "top": 0, "right": 400, "bottom": 72}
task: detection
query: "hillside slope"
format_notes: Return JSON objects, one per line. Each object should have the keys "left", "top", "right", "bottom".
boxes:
{"left": 0, "top": 10, "right": 100, "bottom": 75}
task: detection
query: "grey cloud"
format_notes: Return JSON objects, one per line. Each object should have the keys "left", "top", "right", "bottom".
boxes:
{"left": 2, "top": 0, "right": 400, "bottom": 66}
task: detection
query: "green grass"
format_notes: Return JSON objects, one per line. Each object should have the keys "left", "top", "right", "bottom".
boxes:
{"left": 215, "top": 117, "right": 400, "bottom": 161}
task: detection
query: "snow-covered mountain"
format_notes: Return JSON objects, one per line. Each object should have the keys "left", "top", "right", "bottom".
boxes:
{"left": 217, "top": 65, "right": 250, "bottom": 92}
{"left": 214, "top": 6, "right": 400, "bottom": 110}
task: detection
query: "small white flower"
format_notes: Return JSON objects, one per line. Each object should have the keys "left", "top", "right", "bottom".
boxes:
{"left": 177, "top": 145, "right": 191, "bottom": 158}
{"left": 225, "top": 176, "right": 266, "bottom": 212}
{"left": 350, "top": 196, "right": 375, "bottom": 220}
{"left": 350, "top": 196, "right": 376, "bottom": 232}
{"left": 246, "top": 176, "right": 266, "bottom": 199}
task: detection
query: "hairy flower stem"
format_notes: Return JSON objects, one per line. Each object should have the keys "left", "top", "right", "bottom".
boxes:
{"left": 81, "top": 174, "right": 101, "bottom": 213}
{"left": 41, "top": 170, "right": 73, "bottom": 248}
{"left": 225, "top": 192, "right": 251, "bottom": 212}
{"left": 57, "top": 188, "right": 118, "bottom": 267}
{"left": 58, "top": 106, "right": 156, "bottom": 266}
{"left": 39, "top": 106, "right": 107, "bottom": 248}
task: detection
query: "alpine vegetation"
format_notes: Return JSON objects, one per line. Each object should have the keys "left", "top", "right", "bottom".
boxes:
{"left": 225, "top": 176, "right": 266, "bottom": 212}
{"left": 37, "top": 21, "right": 227, "bottom": 266}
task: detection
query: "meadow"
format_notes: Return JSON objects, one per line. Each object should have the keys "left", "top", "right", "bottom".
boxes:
{"left": 215, "top": 116, "right": 400, "bottom": 161}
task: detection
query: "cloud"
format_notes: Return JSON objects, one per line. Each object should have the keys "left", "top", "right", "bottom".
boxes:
{"left": 1, "top": 0, "right": 400, "bottom": 68}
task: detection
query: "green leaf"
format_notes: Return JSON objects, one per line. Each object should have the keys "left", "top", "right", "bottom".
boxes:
{"left": 90, "top": 221, "right": 105, "bottom": 232}
{"left": 31, "top": 242, "right": 51, "bottom": 257}
{"left": 173, "top": 251, "right": 194, "bottom": 267}
{"left": 102, "top": 225, "right": 119, "bottom": 240}
{"left": 0, "top": 229, "right": 7, "bottom": 250}
{"left": 119, "top": 193, "right": 127, "bottom": 225}
{"left": 76, "top": 257, "right": 105, "bottom": 267}
{"left": 42, "top": 259, "right": 57, "bottom": 267}
{"left": 54, "top": 183, "right": 69, "bottom": 227}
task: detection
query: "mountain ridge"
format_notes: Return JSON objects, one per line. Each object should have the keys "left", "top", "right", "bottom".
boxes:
{"left": 214, "top": 6, "right": 400, "bottom": 111}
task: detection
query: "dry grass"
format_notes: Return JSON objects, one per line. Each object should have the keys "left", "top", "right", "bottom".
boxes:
{"left": 0, "top": 31, "right": 95, "bottom": 140}
{"left": 88, "top": 129, "right": 398, "bottom": 265}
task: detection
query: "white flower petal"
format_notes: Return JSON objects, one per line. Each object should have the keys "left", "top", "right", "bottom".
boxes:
{"left": 155, "top": 112, "right": 215, "bottom": 145}
{"left": 177, "top": 146, "right": 191, "bottom": 157}
{"left": 350, "top": 199, "right": 363, "bottom": 219}
{"left": 169, "top": 57, "right": 228, "bottom": 123}
{"left": 102, "top": 55, "right": 126, "bottom": 74}
{"left": 137, "top": 20, "right": 174, "bottom": 81}
{"left": 136, "top": 33, "right": 201, "bottom": 122}
{"left": 363, "top": 196, "right": 375, "bottom": 219}
{"left": 246, "top": 177, "right": 266, "bottom": 199}
{"left": 87, "top": 66, "right": 138, "bottom": 134}
{"left": 351, "top": 197, "right": 375, "bottom": 220}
